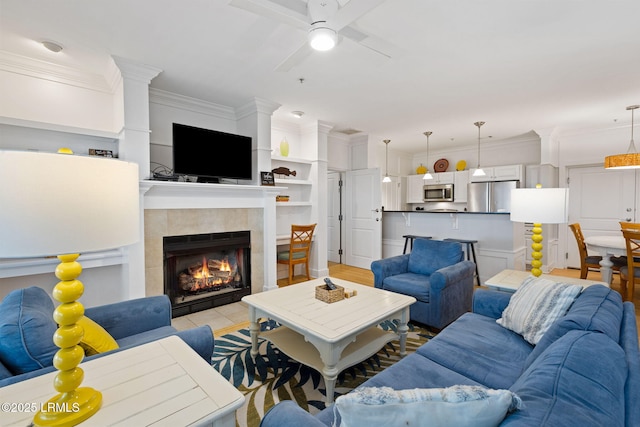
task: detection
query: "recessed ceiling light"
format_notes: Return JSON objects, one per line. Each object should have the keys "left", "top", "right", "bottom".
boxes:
{"left": 41, "top": 41, "right": 63, "bottom": 53}
{"left": 291, "top": 111, "right": 304, "bottom": 119}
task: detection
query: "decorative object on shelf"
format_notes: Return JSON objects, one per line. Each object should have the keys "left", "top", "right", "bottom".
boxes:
{"left": 275, "top": 195, "right": 290, "bottom": 202}
{"left": 456, "top": 160, "right": 467, "bottom": 171}
{"left": 260, "top": 171, "right": 275, "bottom": 186}
{"left": 279, "top": 137, "right": 289, "bottom": 157}
{"left": 0, "top": 149, "right": 139, "bottom": 426}
{"left": 422, "top": 131, "right": 433, "bottom": 180}
{"left": 510, "top": 185, "right": 569, "bottom": 277}
{"left": 472, "top": 121, "right": 486, "bottom": 177}
{"left": 416, "top": 164, "right": 427, "bottom": 175}
{"left": 272, "top": 166, "right": 296, "bottom": 177}
{"left": 383, "top": 139, "right": 392, "bottom": 183}
{"left": 434, "top": 158, "right": 449, "bottom": 172}
{"left": 88, "top": 148, "right": 114, "bottom": 157}
{"left": 605, "top": 105, "right": 640, "bottom": 169}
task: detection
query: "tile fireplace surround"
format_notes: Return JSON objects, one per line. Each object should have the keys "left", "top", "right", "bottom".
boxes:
{"left": 141, "top": 181, "right": 282, "bottom": 300}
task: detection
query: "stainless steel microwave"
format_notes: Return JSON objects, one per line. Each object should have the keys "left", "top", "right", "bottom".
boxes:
{"left": 423, "top": 184, "right": 454, "bottom": 202}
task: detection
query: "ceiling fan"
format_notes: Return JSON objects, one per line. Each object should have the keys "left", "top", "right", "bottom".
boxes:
{"left": 229, "top": 0, "right": 396, "bottom": 71}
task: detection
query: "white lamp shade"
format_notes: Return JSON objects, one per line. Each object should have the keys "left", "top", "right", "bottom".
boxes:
{"left": 0, "top": 151, "right": 140, "bottom": 258}
{"left": 510, "top": 188, "right": 569, "bottom": 224}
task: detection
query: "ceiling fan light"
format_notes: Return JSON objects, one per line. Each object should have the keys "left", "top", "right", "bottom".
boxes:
{"left": 309, "top": 26, "right": 337, "bottom": 51}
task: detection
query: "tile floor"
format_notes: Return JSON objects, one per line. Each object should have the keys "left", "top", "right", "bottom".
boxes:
{"left": 171, "top": 301, "right": 249, "bottom": 334}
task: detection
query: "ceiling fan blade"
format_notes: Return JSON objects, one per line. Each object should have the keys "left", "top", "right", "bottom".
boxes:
{"left": 328, "top": 0, "right": 388, "bottom": 31}
{"left": 229, "top": 0, "right": 309, "bottom": 31}
{"left": 275, "top": 41, "right": 314, "bottom": 72}
{"left": 339, "top": 25, "right": 401, "bottom": 59}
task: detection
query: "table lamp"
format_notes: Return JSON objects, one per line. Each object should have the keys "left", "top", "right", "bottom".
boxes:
{"left": 0, "top": 150, "right": 139, "bottom": 426}
{"left": 510, "top": 187, "right": 569, "bottom": 277}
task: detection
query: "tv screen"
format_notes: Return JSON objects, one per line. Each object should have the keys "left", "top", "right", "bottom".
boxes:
{"left": 172, "top": 123, "right": 252, "bottom": 182}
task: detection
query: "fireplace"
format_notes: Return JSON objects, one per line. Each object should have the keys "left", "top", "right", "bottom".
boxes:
{"left": 164, "top": 231, "right": 251, "bottom": 317}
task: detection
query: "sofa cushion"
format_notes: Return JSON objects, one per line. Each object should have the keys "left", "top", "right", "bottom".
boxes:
{"left": 496, "top": 277, "right": 582, "bottom": 345}
{"left": 504, "top": 331, "right": 627, "bottom": 427}
{"left": 334, "top": 385, "right": 521, "bottom": 427}
{"left": 115, "top": 325, "right": 178, "bottom": 349}
{"left": 416, "top": 313, "right": 533, "bottom": 389}
{"left": 407, "top": 239, "right": 462, "bottom": 276}
{"left": 77, "top": 316, "right": 119, "bottom": 356}
{"left": 382, "top": 273, "right": 431, "bottom": 302}
{"left": 523, "top": 284, "right": 622, "bottom": 369}
{"left": 0, "top": 287, "right": 58, "bottom": 374}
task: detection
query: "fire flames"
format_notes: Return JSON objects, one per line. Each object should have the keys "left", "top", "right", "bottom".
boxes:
{"left": 179, "top": 255, "right": 239, "bottom": 292}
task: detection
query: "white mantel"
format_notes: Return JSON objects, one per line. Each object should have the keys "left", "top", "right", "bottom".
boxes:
{"left": 134, "top": 180, "right": 284, "bottom": 299}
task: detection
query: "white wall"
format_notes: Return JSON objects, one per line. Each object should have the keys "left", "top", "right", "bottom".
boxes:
{"left": 412, "top": 131, "right": 541, "bottom": 174}
{"left": 0, "top": 55, "right": 120, "bottom": 132}
{"left": 149, "top": 89, "right": 238, "bottom": 175}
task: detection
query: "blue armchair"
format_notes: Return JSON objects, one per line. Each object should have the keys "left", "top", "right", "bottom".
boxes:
{"left": 371, "top": 239, "right": 475, "bottom": 329}
{"left": 0, "top": 286, "right": 214, "bottom": 387}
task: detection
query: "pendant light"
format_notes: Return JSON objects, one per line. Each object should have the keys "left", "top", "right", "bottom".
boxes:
{"left": 472, "top": 121, "right": 486, "bottom": 177}
{"left": 605, "top": 105, "right": 640, "bottom": 169}
{"left": 383, "top": 139, "right": 392, "bottom": 183}
{"left": 423, "top": 131, "right": 433, "bottom": 180}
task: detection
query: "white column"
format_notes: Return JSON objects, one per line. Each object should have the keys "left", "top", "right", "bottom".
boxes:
{"left": 112, "top": 56, "right": 161, "bottom": 299}
{"left": 301, "top": 121, "right": 333, "bottom": 278}
{"left": 236, "top": 98, "right": 282, "bottom": 291}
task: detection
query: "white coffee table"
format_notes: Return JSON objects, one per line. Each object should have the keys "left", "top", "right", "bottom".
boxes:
{"left": 0, "top": 336, "right": 244, "bottom": 427}
{"left": 242, "top": 278, "right": 416, "bottom": 405}
{"left": 485, "top": 269, "right": 607, "bottom": 292}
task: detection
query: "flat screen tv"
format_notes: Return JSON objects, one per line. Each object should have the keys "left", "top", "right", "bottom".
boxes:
{"left": 172, "top": 123, "right": 252, "bottom": 183}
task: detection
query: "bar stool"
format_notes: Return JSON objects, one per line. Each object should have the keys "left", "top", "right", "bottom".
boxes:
{"left": 444, "top": 238, "right": 480, "bottom": 285}
{"left": 402, "top": 235, "right": 432, "bottom": 254}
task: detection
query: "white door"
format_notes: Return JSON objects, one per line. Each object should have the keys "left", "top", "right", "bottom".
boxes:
{"left": 327, "top": 172, "right": 342, "bottom": 263}
{"left": 566, "top": 165, "right": 637, "bottom": 268}
{"left": 345, "top": 168, "right": 382, "bottom": 269}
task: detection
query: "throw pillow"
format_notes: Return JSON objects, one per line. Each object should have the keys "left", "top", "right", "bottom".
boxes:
{"left": 77, "top": 316, "right": 119, "bottom": 356}
{"left": 0, "top": 287, "right": 58, "bottom": 374}
{"left": 335, "top": 385, "right": 521, "bottom": 427}
{"left": 497, "top": 277, "right": 582, "bottom": 345}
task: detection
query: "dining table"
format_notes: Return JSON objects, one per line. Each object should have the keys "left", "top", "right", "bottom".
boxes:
{"left": 584, "top": 235, "right": 627, "bottom": 285}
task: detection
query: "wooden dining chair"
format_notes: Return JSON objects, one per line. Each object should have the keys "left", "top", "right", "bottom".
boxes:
{"left": 277, "top": 223, "right": 316, "bottom": 285}
{"left": 569, "top": 223, "right": 605, "bottom": 280}
{"left": 620, "top": 228, "right": 640, "bottom": 301}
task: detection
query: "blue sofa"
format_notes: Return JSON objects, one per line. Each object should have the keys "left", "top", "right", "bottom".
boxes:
{"left": 371, "top": 238, "right": 476, "bottom": 329}
{"left": 0, "top": 286, "right": 214, "bottom": 388}
{"left": 260, "top": 284, "right": 640, "bottom": 426}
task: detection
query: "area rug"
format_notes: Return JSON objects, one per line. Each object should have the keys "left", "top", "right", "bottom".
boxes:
{"left": 211, "top": 320, "right": 435, "bottom": 427}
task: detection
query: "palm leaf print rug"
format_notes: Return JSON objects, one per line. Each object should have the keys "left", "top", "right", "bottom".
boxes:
{"left": 211, "top": 320, "right": 434, "bottom": 427}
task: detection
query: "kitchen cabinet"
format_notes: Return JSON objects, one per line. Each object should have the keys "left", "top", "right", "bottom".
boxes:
{"left": 427, "top": 171, "right": 454, "bottom": 184}
{"left": 406, "top": 174, "right": 425, "bottom": 203}
{"left": 454, "top": 170, "right": 469, "bottom": 202}
{"left": 470, "top": 164, "right": 523, "bottom": 182}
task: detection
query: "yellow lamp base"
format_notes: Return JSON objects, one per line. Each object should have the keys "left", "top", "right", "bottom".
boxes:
{"left": 530, "top": 223, "right": 544, "bottom": 277}
{"left": 35, "top": 254, "right": 102, "bottom": 426}
{"left": 34, "top": 388, "right": 102, "bottom": 427}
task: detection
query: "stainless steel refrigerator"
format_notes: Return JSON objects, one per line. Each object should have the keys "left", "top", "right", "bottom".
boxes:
{"left": 467, "top": 180, "right": 520, "bottom": 212}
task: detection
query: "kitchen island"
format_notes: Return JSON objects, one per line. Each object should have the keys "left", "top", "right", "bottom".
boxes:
{"left": 382, "top": 210, "right": 526, "bottom": 284}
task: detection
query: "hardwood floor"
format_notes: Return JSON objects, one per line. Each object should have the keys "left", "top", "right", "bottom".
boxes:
{"left": 238, "top": 264, "right": 640, "bottom": 338}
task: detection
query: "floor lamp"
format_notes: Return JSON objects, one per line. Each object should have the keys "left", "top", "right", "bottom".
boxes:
{"left": 510, "top": 187, "right": 569, "bottom": 277}
{"left": 0, "top": 150, "right": 139, "bottom": 426}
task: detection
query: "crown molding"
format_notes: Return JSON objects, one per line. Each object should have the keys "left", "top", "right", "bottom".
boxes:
{"left": 149, "top": 88, "right": 236, "bottom": 120}
{"left": 0, "top": 50, "right": 115, "bottom": 93}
